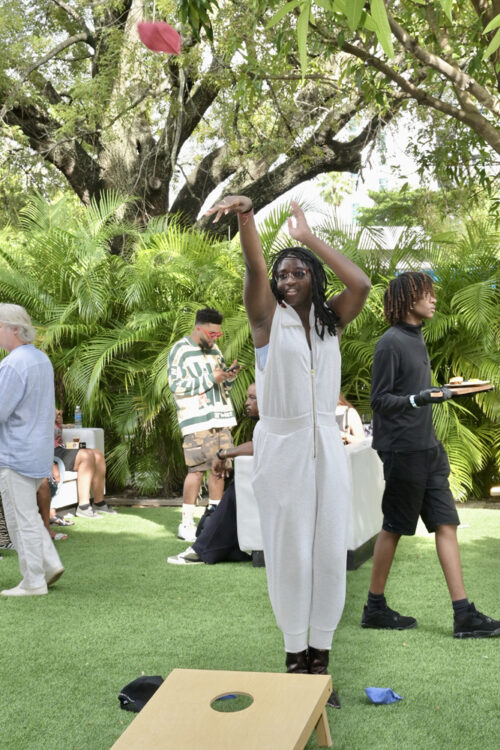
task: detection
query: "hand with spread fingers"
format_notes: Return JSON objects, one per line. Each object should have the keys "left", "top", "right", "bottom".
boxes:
{"left": 287, "top": 201, "right": 313, "bottom": 245}
{"left": 205, "top": 195, "right": 253, "bottom": 222}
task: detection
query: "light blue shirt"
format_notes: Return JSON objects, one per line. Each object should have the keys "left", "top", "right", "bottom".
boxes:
{"left": 255, "top": 344, "right": 269, "bottom": 371}
{"left": 0, "top": 344, "right": 55, "bottom": 478}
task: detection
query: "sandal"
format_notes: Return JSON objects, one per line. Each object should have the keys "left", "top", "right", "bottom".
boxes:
{"left": 50, "top": 530, "right": 68, "bottom": 541}
{"left": 50, "top": 515, "right": 75, "bottom": 527}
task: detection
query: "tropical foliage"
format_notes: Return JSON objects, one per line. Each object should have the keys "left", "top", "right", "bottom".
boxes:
{"left": 321, "top": 214, "right": 500, "bottom": 499}
{"left": 0, "top": 193, "right": 257, "bottom": 493}
{"left": 0, "top": 194, "right": 498, "bottom": 498}
{"left": 0, "top": 0, "right": 401, "bottom": 234}
{"left": 355, "top": 187, "right": 476, "bottom": 233}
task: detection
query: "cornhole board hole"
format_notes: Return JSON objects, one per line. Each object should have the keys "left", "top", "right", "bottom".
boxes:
{"left": 111, "top": 668, "right": 333, "bottom": 750}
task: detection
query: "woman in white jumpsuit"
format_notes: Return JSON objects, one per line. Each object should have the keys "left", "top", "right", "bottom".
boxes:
{"left": 208, "top": 196, "right": 370, "bottom": 706}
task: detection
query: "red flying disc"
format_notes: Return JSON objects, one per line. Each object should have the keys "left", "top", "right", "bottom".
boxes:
{"left": 137, "top": 21, "right": 182, "bottom": 55}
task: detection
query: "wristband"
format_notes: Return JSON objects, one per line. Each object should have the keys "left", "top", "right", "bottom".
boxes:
{"left": 216, "top": 449, "right": 226, "bottom": 460}
{"left": 238, "top": 206, "right": 254, "bottom": 227}
{"left": 409, "top": 394, "right": 419, "bottom": 409}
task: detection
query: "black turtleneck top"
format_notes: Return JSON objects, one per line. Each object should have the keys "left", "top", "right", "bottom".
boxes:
{"left": 370, "top": 322, "right": 438, "bottom": 452}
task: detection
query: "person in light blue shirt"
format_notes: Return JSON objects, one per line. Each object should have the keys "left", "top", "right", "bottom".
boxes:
{"left": 0, "top": 304, "right": 63, "bottom": 597}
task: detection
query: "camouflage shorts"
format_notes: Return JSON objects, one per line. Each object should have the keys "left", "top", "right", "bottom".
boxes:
{"left": 182, "top": 427, "right": 234, "bottom": 473}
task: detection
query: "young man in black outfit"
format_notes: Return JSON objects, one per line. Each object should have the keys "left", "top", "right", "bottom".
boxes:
{"left": 362, "top": 272, "right": 500, "bottom": 638}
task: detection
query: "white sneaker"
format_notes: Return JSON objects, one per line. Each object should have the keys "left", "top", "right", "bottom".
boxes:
{"left": 167, "top": 547, "right": 203, "bottom": 565}
{"left": 1, "top": 583, "right": 48, "bottom": 597}
{"left": 177, "top": 522, "right": 197, "bottom": 542}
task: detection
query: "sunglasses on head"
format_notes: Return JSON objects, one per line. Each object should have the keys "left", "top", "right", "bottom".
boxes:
{"left": 199, "top": 326, "right": 223, "bottom": 339}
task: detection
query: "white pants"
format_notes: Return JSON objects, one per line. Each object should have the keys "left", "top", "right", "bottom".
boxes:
{"left": 253, "top": 420, "right": 351, "bottom": 653}
{"left": 0, "top": 467, "right": 62, "bottom": 589}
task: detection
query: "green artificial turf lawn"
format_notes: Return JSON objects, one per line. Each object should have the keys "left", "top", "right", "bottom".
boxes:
{"left": 1, "top": 507, "right": 500, "bottom": 750}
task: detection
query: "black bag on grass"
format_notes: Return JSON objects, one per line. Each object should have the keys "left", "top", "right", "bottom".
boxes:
{"left": 118, "top": 675, "right": 164, "bottom": 712}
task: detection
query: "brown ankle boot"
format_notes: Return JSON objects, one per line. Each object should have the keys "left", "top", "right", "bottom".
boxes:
{"left": 308, "top": 647, "right": 341, "bottom": 708}
{"left": 285, "top": 650, "right": 309, "bottom": 674}
{"left": 308, "top": 646, "right": 329, "bottom": 675}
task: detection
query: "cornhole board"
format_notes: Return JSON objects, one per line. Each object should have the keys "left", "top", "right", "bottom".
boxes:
{"left": 111, "top": 668, "right": 333, "bottom": 750}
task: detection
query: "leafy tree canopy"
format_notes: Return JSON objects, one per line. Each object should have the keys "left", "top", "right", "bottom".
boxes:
{"left": 0, "top": 0, "right": 406, "bottom": 236}
{"left": 356, "top": 186, "right": 477, "bottom": 232}
{"left": 186, "top": 0, "right": 500, "bottom": 192}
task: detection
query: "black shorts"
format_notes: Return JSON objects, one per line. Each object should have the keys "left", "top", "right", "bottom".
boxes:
{"left": 378, "top": 443, "right": 460, "bottom": 535}
{"left": 54, "top": 446, "right": 79, "bottom": 472}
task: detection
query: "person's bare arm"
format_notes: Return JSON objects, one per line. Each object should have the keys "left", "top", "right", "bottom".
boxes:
{"left": 211, "top": 441, "right": 254, "bottom": 478}
{"left": 206, "top": 196, "right": 275, "bottom": 347}
{"left": 345, "top": 407, "right": 366, "bottom": 443}
{"left": 288, "top": 202, "right": 371, "bottom": 334}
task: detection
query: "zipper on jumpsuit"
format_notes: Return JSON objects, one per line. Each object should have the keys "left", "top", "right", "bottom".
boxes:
{"left": 310, "top": 341, "right": 317, "bottom": 459}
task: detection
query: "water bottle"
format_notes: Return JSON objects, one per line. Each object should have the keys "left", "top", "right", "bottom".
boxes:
{"left": 74, "top": 405, "right": 83, "bottom": 428}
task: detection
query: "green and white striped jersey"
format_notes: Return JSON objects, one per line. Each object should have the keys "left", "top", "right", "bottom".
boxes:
{"left": 167, "top": 336, "right": 237, "bottom": 436}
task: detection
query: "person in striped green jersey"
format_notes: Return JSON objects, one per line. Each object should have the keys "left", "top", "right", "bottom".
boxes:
{"left": 168, "top": 308, "right": 241, "bottom": 542}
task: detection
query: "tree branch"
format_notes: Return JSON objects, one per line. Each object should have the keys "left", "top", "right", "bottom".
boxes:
{"left": 386, "top": 7, "right": 500, "bottom": 118}
{"left": 25, "top": 32, "right": 95, "bottom": 78}
{"left": 195, "top": 100, "right": 405, "bottom": 237}
{"left": 171, "top": 62, "right": 221, "bottom": 155}
{"left": 170, "top": 145, "right": 238, "bottom": 223}
{"left": 337, "top": 40, "right": 500, "bottom": 155}
{"left": 51, "top": 0, "right": 95, "bottom": 39}
{"left": 4, "top": 103, "right": 104, "bottom": 204}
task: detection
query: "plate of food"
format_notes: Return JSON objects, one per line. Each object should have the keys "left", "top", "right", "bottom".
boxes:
{"left": 442, "top": 377, "right": 493, "bottom": 396}
{"left": 445, "top": 377, "right": 490, "bottom": 387}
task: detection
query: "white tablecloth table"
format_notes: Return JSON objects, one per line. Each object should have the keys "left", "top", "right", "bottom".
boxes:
{"left": 235, "top": 438, "right": 384, "bottom": 569}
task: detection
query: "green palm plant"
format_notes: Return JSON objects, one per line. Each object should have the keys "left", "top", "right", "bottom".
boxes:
{"left": 16, "top": 197, "right": 252, "bottom": 493}
{"left": 315, "top": 211, "right": 500, "bottom": 498}
{"left": 0, "top": 194, "right": 497, "bottom": 498}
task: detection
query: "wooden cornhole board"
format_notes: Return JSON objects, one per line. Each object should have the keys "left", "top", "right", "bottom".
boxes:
{"left": 111, "top": 668, "right": 333, "bottom": 750}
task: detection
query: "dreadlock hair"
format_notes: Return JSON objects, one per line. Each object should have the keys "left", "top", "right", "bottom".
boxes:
{"left": 195, "top": 307, "right": 223, "bottom": 325}
{"left": 270, "top": 247, "right": 339, "bottom": 339}
{"left": 384, "top": 272, "right": 435, "bottom": 326}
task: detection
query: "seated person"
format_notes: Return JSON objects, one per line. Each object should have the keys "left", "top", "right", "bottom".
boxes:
{"left": 54, "top": 409, "right": 115, "bottom": 518}
{"left": 336, "top": 393, "right": 366, "bottom": 444}
{"left": 36, "top": 466, "right": 69, "bottom": 541}
{"left": 167, "top": 384, "right": 258, "bottom": 565}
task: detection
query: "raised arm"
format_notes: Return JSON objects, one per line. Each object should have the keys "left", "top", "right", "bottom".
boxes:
{"left": 206, "top": 196, "right": 276, "bottom": 348}
{"left": 288, "top": 202, "right": 371, "bottom": 333}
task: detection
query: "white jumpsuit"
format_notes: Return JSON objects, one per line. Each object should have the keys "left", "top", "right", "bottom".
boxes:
{"left": 253, "top": 303, "right": 351, "bottom": 652}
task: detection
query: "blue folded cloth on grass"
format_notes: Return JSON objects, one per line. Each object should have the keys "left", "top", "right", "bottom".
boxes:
{"left": 365, "top": 687, "right": 403, "bottom": 704}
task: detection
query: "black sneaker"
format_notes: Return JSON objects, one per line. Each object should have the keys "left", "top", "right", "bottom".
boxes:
{"left": 453, "top": 602, "right": 500, "bottom": 639}
{"left": 361, "top": 604, "right": 417, "bottom": 630}
{"left": 326, "top": 687, "right": 341, "bottom": 709}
